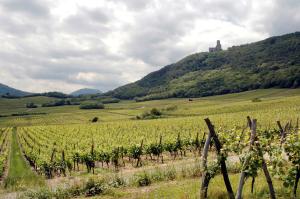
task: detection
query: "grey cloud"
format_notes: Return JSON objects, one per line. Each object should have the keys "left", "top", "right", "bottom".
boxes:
{"left": 122, "top": 0, "right": 256, "bottom": 66}
{"left": 108, "top": 0, "right": 152, "bottom": 10}
{"left": 260, "top": 0, "right": 300, "bottom": 35}
{"left": 0, "top": 0, "right": 299, "bottom": 93}
{"left": 61, "top": 7, "right": 113, "bottom": 35}
{"left": 1, "top": 0, "right": 50, "bottom": 17}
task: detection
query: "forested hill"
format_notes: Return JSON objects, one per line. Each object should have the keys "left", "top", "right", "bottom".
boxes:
{"left": 0, "top": 83, "right": 30, "bottom": 97}
{"left": 108, "top": 32, "right": 300, "bottom": 101}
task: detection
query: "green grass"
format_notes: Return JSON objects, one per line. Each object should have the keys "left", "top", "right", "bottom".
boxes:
{"left": 4, "top": 127, "right": 45, "bottom": 190}
{"left": 94, "top": 174, "right": 293, "bottom": 199}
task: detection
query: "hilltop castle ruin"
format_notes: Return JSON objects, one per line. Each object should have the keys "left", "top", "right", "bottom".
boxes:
{"left": 209, "top": 40, "right": 222, "bottom": 52}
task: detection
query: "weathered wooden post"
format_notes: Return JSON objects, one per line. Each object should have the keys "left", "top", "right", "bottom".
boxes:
{"left": 236, "top": 119, "right": 257, "bottom": 199}
{"left": 200, "top": 118, "right": 234, "bottom": 199}
{"left": 200, "top": 126, "right": 212, "bottom": 199}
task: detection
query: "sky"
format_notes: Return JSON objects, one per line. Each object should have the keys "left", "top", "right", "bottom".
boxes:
{"left": 0, "top": 0, "right": 299, "bottom": 93}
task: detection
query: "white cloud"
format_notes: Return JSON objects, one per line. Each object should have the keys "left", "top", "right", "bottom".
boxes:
{"left": 0, "top": 0, "right": 299, "bottom": 93}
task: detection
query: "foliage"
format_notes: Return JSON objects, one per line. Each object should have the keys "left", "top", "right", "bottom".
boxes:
{"left": 79, "top": 102, "right": 104, "bottom": 109}
{"left": 26, "top": 103, "right": 38, "bottom": 108}
{"left": 135, "top": 172, "right": 152, "bottom": 187}
{"left": 136, "top": 108, "right": 162, "bottom": 119}
{"left": 41, "top": 99, "right": 77, "bottom": 107}
{"left": 84, "top": 178, "right": 107, "bottom": 196}
{"left": 100, "top": 98, "right": 120, "bottom": 104}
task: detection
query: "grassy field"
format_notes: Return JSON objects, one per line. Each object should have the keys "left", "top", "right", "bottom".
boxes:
{"left": 1, "top": 89, "right": 299, "bottom": 128}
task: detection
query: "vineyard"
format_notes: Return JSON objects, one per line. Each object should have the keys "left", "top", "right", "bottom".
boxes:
{"left": 0, "top": 128, "right": 10, "bottom": 178}
{"left": 0, "top": 89, "right": 299, "bottom": 198}
{"left": 16, "top": 116, "right": 300, "bottom": 198}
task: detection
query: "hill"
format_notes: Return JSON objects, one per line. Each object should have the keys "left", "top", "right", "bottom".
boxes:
{"left": 109, "top": 32, "right": 300, "bottom": 101}
{"left": 0, "top": 83, "right": 31, "bottom": 97}
{"left": 70, "top": 88, "right": 102, "bottom": 96}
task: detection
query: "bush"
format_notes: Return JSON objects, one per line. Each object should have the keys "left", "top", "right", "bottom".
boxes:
{"left": 151, "top": 168, "right": 165, "bottom": 182}
{"left": 53, "top": 188, "right": 71, "bottom": 199}
{"left": 101, "top": 98, "right": 120, "bottom": 104}
{"left": 26, "top": 102, "right": 38, "bottom": 108}
{"left": 68, "top": 185, "right": 82, "bottom": 197}
{"left": 251, "top": 97, "right": 262, "bottom": 102}
{"left": 109, "top": 175, "right": 126, "bottom": 188}
{"left": 150, "top": 108, "right": 161, "bottom": 116}
{"left": 25, "top": 188, "right": 53, "bottom": 199}
{"left": 42, "top": 100, "right": 70, "bottom": 107}
{"left": 84, "top": 178, "right": 107, "bottom": 197}
{"left": 91, "top": 117, "right": 99, "bottom": 123}
{"left": 80, "top": 103, "right": 104, "bottom": 110}
{"left": 165, "top": 167, "right": 177, "bottom": 180}
{"left": 135, "top": 172, "right": 152, "bottom": 187}
{"left": 136, "top": 108, "right": 162, "bottom": 120}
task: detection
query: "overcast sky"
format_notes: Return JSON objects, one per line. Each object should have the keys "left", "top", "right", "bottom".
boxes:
{"left": 0, "top": 0, "right": 299, "bottom": 93}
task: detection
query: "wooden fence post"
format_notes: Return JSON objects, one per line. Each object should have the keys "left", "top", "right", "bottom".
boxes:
{"left": 204, "top": 118, "right": 235, "bottom": 199}
{"left": 236, "top": 119, "right": 257, "bottom": 199}
{"left": 200, "top": 127, "right": 212, "bottom": 199}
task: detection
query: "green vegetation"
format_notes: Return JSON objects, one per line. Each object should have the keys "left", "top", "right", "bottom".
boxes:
{"left": 101, "top": 98, "right": 120, "bottom": 104}
{"left": 91, "top": 117, "right": 99, "bottom": 123}
{"left": 26, "top": 102, "right": 38, "bottom": 108}
{"left": 80, "top": 102, "right": 105, "bottom": 109}
{"left": 41, "top": 99, "right": 79, "bottom": 107}
{"left": 109, "top": 32, "right": 300, "bottom": 101}
{"left": 1, "top": 32, "right": 300, "bottom": 199}
{"left": 136, "top": 108, "right": 162, "bottom": 119}
{"left": 5, "top": 128, "right": 45, "bottom": 190}
{"left": 0, "top": 89, "right": 299, "bottom": 198}
{"left": 0, "top": 128, "right": 10, "bottom": 177}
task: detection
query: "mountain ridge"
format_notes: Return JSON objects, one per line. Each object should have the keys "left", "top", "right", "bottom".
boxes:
{"left": 70, "top": 88, "right": 102, "bottom": 96}
{"left": 0, "top": 83, "right": 31, "bottom": 97}
{"left": 108, "top": 32, "right": 300, "bottom": 101}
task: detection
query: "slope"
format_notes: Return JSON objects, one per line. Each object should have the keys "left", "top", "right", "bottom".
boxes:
{"left": 0, "top": 83, "right": 31, "bottom": 97}
{"left": 109, "top": 32, "right": 300, "bottom": 101}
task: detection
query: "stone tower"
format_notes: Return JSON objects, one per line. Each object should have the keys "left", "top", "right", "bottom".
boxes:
{"left": 216, "top": 40, "right": 222, "bottom": 51}
{"left": 209, "top": 40, "right": 222, "bottom": 52}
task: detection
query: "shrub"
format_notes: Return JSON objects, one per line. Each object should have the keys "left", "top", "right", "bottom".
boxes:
{"left": 151, "top": 168, "right": 165, "bottom": 182}
{"left": 150, "top": 108, "right": 161, "bottom": 116}
{"left": 26, "top": 102, "right": 38, "bottom": 108}
{"left": 136, "top": 108, "right": 162, "bottom": 120}
{"left": 251, "top": 97, "right": 262, "bottom": 102}
{"left": 135, "top": 172, "right": 151, "bottom": 187}
{"left": 109, "top": 175, "right": 126, "bottom": 188}
{"left": 80, "top": 103, "right": 104, "bottom": 110}
{"left": 165, "top": 167, "right": 177, "bottom": 180}
{"left": 25, "top": 188, "right": 53, "bottom": 199}
{"left": 42, "top": 100, "right": 71, "bottom": 107}
{"left": 91, "top": 117, "right": 99, "bottom": 123}
{"left": 68, "top": 185, "right": 82, "bottom": 197}
{"left": 101, "top": 98, "right": 120, "bottom": 104}
{"left": 84, "top": 178, "right": 107, "bottom": 197}
{"left": 53, "top": 188, "right": 71, "bottom": 199}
